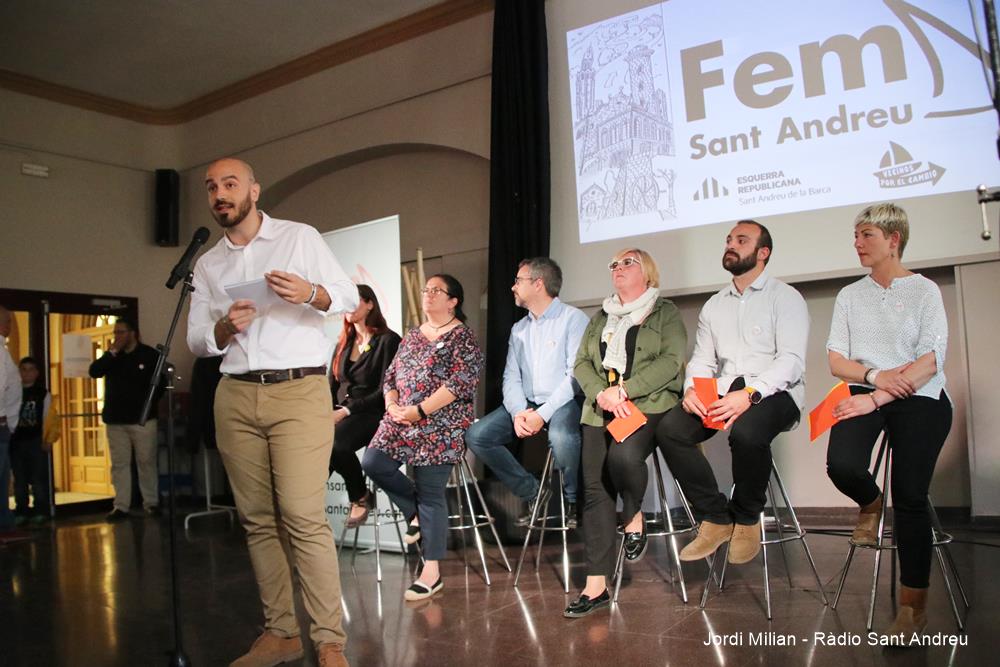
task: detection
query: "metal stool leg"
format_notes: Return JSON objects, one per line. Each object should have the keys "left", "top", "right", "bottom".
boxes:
{"left": 514, "top": 451, "right": 554, "bottom": 587}
{"left": 372, "top": 492, "right": 383, "bottom": 582}
{"left": 771, "top": 463, "right": 828, "bottom": 605}
{"left": 768, "top": 479, "right": 794, "bottom": 589}
{"left": 866, "top": 447, "right": 893, "bottom": 631}
{"left": 832, "top": 543, "right": 857, "bottom": 608}
{"left": 929, "top": 498, "right": 970, "bottom": 610}
{"left": 464, "top": 458, "right": 511, "bottom": 571}
{"left": 760, "top": 510, "right": 772, "bottom": 619}
{"left": 558, "top": 468, "right": 570, "bottom": 594}
{"left": 457, "top": 462, "right": 492, "bottom": 585}
{"left": 612, "top": 535, "right": 628, "bottom": 603}
{"left": 653, "top": 453, "right": 687, "bottom": 602}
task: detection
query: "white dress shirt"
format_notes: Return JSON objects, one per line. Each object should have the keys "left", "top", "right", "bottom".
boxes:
{"left": 1, "top": 338, "right": 22, "bottom": 429}
{"left": 187, "top": 213, "right": 359, "bottom": 374}
{"left": 684, "top": 272, "right": 810, "bottom": 408}
{"left": 827, "top": 274, "right": 948, "bottom": 400}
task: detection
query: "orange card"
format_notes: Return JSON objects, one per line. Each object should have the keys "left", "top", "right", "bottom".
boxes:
{"left": 692, "top": 377, "right": 725, "bottom": 430}
{"left": 607, "top": 401, "right": 648, "bottom": 443}
{"left": 809, "top": 382, "right": 852, "bottom": 442}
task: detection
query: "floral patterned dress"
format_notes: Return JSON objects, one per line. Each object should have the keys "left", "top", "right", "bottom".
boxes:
{"left": 368, "top": 324, "right": 483, "bottom": 466}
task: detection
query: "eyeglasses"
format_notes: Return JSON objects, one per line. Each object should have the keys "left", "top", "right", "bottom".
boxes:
{"left": 512, "top": 276, "right": 537, "bottom": 286}
{"left": 420, "top": 287, "right": 452, "bottom": 297}
{"left": 608, "top": 256, "right": 642, "bottom": 271}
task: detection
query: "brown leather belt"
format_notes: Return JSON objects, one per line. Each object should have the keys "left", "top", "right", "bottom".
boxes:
{"left": 227, "top": 366, "right": 326, "bottom": 385}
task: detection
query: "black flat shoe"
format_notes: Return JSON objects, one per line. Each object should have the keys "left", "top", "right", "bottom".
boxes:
{"left": 563, "top": 590, "right": 610, "bottom": 618}
{"left": 403, "top": 521, "right": 421, "bottom": 545}
{"left": 624, "top": 529, "right": 647, "bottom": 562}
{"left": 105, "top": 509, "right": 130, "bottom": 523}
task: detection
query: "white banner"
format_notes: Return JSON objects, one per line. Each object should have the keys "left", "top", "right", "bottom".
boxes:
{"left": 321, "top": 216, "right": 405, "bottom": 551}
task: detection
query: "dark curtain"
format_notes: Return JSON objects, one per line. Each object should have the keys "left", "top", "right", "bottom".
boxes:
{"left": 485, "top": 0, "right": 550, "bottom": 410}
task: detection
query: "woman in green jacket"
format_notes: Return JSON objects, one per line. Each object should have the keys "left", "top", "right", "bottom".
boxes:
{"left": 564, "top": 248, "right": 687, "bottom": 618}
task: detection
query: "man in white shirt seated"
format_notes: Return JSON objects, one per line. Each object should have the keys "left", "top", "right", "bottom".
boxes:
{"left": 656, "top": 221, "right": 808, "bottom": 566}
{"left": 187, "top": 158, "right": 358, "bottom": 667}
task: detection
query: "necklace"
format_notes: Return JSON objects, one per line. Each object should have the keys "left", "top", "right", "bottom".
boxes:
{"left": 428, "top": 315, "right": 456, "bottom": 331}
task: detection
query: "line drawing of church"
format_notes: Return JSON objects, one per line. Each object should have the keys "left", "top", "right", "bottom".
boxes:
{"left": 570, "top": 14, "right": 677, "bottom": 231}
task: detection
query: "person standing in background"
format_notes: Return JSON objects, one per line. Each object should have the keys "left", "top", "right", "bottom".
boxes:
{"left": 11, "top": 357, "right": 53, "bottom": 525}
{"left": 0, "top": 307, "right": 22, "bottom": 530}
{"left": 88, "top": 317, "right": 163, "bottom": 521}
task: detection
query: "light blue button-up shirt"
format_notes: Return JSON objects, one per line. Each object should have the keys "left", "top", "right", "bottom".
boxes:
{"left": 503, "top": 298, "right": 590, "bottom": 422}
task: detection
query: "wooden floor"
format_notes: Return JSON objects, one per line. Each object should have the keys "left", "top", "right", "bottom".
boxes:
{"left": 0, "top": 510, "right": 995, "bottom": 666}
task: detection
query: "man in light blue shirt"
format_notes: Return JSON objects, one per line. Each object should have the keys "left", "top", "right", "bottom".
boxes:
{"left": 466, "top": 258, "right": 589, "bottom": 524}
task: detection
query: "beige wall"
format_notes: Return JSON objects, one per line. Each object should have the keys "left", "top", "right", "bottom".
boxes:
{"left": 0, "top": 6, "right": 996, "bottom": 511}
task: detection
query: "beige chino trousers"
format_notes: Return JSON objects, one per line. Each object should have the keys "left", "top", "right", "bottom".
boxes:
{"left": 214, "top": 374, "right": 345, "bottom": 646}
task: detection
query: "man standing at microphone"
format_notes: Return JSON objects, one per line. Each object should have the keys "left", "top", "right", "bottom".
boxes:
{"left": 187, "top": 157, "right": 358, "bottom": 667}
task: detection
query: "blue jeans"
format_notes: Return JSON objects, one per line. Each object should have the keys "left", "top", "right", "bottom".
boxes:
{"left": 465, "top": 397, "right": 582, "bottom": 503}
{"left": 361, "top": 447, "right": 453, "bottom": 561}
{"left": 0, "top": 426, "right": 12, "bottom": 528}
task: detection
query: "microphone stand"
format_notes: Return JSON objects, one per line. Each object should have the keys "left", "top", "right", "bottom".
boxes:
{"left": 139, "top": 271, "right": 194, "bottom": 667}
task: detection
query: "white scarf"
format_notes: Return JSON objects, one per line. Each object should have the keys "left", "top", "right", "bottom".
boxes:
{"left": 600, "top": 287, "right": 659, "bottom": 376}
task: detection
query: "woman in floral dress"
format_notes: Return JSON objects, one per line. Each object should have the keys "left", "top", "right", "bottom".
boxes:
{"left": 362, "top": 274, "right": 483, "bottom": 601}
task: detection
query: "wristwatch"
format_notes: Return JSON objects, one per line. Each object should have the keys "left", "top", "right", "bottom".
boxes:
{"left": 745, "top": 386, "right": 763, "bottom": 405}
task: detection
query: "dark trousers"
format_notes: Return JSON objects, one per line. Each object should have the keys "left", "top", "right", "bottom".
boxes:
{"left": 656, "top": 391, "right": 799, "bottom": 525}
{"left": 329, "top": 411, "right": 382, "bottom": 502}
{"left": 10, "top": 436, "right": 50, "bottom": 516}
{"left": 361, "top": 447, "right": 453, "bottom": 561}
{"left": 581, "top": 412, "right": 666, "bottom": 578}
{"left": 826, "top": 387, "right": 952, "bottom": 589}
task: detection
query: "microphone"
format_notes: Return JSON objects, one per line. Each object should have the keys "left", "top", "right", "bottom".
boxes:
{"left": 977, "top": 185, "right": 994, "bottom": 241}
{"left": 166, "top": 227, "right": 211, "bottom": 288}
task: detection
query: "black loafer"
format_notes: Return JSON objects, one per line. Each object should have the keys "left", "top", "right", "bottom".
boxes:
{"left": 106, "top": 509, "right": 130, "bottom": 523}
{"left": 624, "top": 530, "right": 648, "bottom": 562}
{"left": 563, "top": 590, "right": 611, "bottom": 618}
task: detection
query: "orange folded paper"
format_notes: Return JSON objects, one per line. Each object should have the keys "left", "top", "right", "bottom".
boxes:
{"left": 809, "top": 382, "right": 852, "bottom": 442}
{"left": 692, "top": 377, "right": 725, "bottom": 430}
{"left": 608, "top": 401, "right": 648, "bottom": 443}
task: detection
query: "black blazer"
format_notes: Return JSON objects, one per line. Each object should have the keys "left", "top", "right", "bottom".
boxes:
{"left": 330, "top": 330, "right": 402, "bottom": 415}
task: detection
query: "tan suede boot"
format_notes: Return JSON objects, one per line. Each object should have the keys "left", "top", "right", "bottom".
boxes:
{"left": 229, "top": 631, "right": 304, "bottom": 667}
{"left": 727, "top": 521, "right": 763, "bottom": 564}
{"left": 851, "top": 493, "right": 883, "bottom": 547}
{"left": 680, "top": 520, "right": 733, "bottom": 561}
{"left": 886, "top": 585, "right": 928, "bottom": 644}
{"left": 317, "top": 642, "right": 350, "bottom": 667}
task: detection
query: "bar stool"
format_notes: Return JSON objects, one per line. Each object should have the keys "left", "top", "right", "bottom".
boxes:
{"left": 700, "top": 460, "right": 829, "bottom": 618}
{"left": 448, "top": 456, "right": 512, "bottom": 585}
{"left": 513, "top": 448, "right": 574, "bottom": 592}
{"left": 610, "top": 448, "right": 699, "bottom": 603}
{"left": 337, "top": 481, "right": 410, "bottom": 583}
{"left": 831, "top": 433, "right": 970, "bottom": 630}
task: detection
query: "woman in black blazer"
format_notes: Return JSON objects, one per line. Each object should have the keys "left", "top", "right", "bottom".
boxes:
{"left": 330, "top": 284, "right": 402, "bottom": 527}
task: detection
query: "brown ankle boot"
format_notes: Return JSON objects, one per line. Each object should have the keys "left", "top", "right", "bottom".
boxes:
{"left": 229, "top": 631, "right": 303, "bottom": 667}
{"left": 317, "top": 642, "right": 350, "bottom": 667}
{"left": 851, "top": 494, "right": 883, "bottom": 547}
{"left": 680, "top": 520, "right": 733, "bottom": 561}
{"left": 886, "top": 585, "right": 928, "bottom": 643}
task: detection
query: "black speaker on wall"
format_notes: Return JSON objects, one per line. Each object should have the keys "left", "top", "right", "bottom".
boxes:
{"left": 155, "top": 168, "right": 180, "bottom": 247}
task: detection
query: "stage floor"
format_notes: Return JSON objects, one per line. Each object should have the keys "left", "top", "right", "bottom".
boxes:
{"left": 0, "top": 512, "right": 996, "bottom": 666}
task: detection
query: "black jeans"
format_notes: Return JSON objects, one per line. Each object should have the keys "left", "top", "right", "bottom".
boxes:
{"left": 826, "top": 387, "right": 952, "bottom": 589}
{"left": 656, "top": 391, "right": 800, "bottom": 526}
{"left": 10, "top": 436, "right": 50, "bottom": 517}
{"left": 329, "top": 411, "right": 382, "bottom": 502}
{"left": 581, "top": 411, "right": 666, "bottom": 578}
